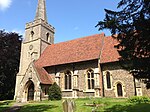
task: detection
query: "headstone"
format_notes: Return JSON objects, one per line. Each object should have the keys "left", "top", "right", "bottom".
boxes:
{"left": 62, "top": 99, "right": 76, "bottom": 112}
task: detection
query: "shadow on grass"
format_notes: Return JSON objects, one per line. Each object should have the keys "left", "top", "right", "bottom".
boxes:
{"left": 20, "top": 104, "right": 58, "bottom": 112}
{"left": 104, "top": 103, "right": 150, "bottom": 112}
{"left": 0, "top": 101, "right": 14, "bottom": 112}
{"left": 0, "top": 107, "right": 8, "bottom": 112}
{"left": 0, "top": 101, "right": 12, "bottom": 106}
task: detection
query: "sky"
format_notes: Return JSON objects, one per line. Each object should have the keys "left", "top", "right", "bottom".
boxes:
{"left": 0, "top": 0, "right": 119, "bottom": 43}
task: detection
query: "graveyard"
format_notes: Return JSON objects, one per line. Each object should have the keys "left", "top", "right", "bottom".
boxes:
{"left": 1, "top": 97, "right": 150, "bottom": 112}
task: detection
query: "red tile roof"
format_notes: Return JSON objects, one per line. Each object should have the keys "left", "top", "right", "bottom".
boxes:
{"left": 35, "top": 33, "right": 105, "bottom": 67}
{"left": 34, "top": 33, "right": 120, "bottom": 84}
{"left": 34, "top": 64, "right": 53, "bottom": 84}
{"left": 100, "top": 36, "right": 120, "bottom": 63}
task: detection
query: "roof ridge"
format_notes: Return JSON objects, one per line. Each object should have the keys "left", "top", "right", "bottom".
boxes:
{"left": 35, "top": 33, "right": 105, "bottom": 67}
{"left": 52, "top": 33, "right": 105, "bottom": 45}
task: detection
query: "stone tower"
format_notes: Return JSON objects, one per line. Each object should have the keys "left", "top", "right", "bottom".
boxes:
{"left": 14, "top": 0, "right": 55, "bottom": 101}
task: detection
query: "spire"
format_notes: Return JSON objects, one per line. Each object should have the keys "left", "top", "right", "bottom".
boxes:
{"left": 35, "top": 0, "right": 47, "bottom": 22}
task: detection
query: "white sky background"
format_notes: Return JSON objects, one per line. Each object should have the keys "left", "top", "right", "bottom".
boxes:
{"left": 0, "top": 0, "right": 12, "bottom": 11}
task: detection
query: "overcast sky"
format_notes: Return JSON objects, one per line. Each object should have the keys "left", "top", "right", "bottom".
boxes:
{"left": 0, "top": 0, "right": 119, "bottom": 43}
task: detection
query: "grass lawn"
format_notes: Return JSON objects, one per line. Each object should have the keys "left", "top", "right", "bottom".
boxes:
{"left": 0, "top": 100, "right": 15, "bottom": 112}
{"left": 1, "top": 98, "right": 150, "bottom": 112}
{"left": 19, "top": 98, "right": 150, "bottom": 112}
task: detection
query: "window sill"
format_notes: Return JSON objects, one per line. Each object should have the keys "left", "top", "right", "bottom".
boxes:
{"left": 83, "top": 90, "right": 95, "bottom": 93}
{"left": 62, "top": 90, "right": 73, "bottom": 92}
{"left": 105, "top": 88, "right": 113, "bottom": 90}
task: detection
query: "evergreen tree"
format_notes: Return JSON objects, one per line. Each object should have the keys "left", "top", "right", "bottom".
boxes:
{"left": 96, "top": 0, "right": 150, "bottom": 88}
{"left": 0, "top": 30, "right": 22, "bottom": 100}
{"left": 48, "top": 82, "right": 62, "bottom": 100}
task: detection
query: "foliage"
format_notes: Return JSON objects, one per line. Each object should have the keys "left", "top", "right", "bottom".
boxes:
{"left": 128, "top": 96, "right": 150, "bottom": 104}
{"left": 0, "top": 30, "right": 22, "bottom": 100}
{"left": 96, "top": 0, "right": 150, "bottom": 88}
{"left": 48, "top": 82, "right": 62, "bottom": 100}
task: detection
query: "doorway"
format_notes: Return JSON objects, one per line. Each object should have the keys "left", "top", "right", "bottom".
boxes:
{"left": 27, "top": 81, "right": 34, "bottom": 101}
{"left": 117, "top": 83, "right": 123, "bottom": 97}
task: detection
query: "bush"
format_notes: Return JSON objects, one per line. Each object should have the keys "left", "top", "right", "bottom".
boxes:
{"left": 48, "top": 82, "right": 62, "bottom": 100}
{"left": 128, "top": 96, "right": 150, "bottom": 104}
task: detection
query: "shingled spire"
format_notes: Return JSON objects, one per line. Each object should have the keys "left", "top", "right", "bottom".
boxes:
{"left": 35, "top": 0, "right": 47, "bottom": 22}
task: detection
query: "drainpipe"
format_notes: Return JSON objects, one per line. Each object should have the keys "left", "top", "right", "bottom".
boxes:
{"left": 98, "top": 34, "right": 105, "bottom": 97}
{"left": 98, "top": 61, "right": 105, "bottom": 97}
{"left": 133, "top": 76, "right": 137, "bottom": 96}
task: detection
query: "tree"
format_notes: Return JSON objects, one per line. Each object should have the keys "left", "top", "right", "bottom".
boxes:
{"left": 0, "top": 30, "right": 22, "bottom": 100}
{"left": 48, "top": 82, "right": 62, "bottom": 100}
{"left": 96, "top": 0, "right": 150, "bottom": 88}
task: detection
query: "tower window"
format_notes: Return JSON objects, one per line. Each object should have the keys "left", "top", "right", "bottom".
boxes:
{"left": 30, "top": 31, "right": 34, "bottom": 40}
{"left": 87, "top": 69, "right": 95, "bottom": 89}
{"left": 46, "top": 33, "right": 50, "bottom": 42}
{"left": 31, "top": 31, "right": 34, "bottom": 36}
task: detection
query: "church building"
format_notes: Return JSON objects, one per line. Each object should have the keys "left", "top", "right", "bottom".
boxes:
{"left": 14, "top": 0, "right": 150, "bottom": 102}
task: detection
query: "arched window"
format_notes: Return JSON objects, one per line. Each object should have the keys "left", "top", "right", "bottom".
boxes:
{"left": 87, "top": 69, "right": 94, "bottom": 89}
{"left": 106, "top": 71, "right": 111, "bottom": 89}
{"left": 46, "top": 33, "right": 50, "bottom": 42}
{"left": 64, "top": 71, "right": 72, "bottom": 89}
{"left": 30, "top": 31, "right": 34, "bottom": 40}
{"left": 117, "top": 83, "right": 123, "bottom": 97}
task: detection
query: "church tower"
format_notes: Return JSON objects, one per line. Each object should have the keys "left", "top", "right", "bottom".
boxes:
{"left": 14, "top": 0, "right": 55, "bottom": 101}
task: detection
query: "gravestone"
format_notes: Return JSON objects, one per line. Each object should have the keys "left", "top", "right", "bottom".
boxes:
{"left": 62, "top": 99, "right": 76, "bottom": 112}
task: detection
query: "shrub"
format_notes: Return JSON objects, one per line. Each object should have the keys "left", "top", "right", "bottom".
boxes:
{"left": 48, "top": 82, "right": 62, "bottom": 100}
{"left": 128, "top": 96, "right": 150, "bottom": 104}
